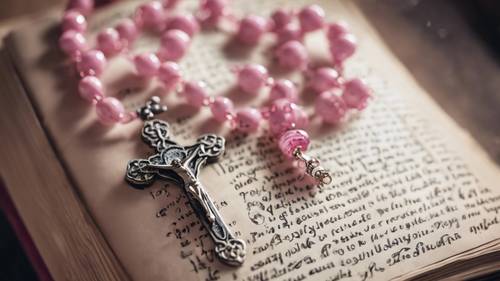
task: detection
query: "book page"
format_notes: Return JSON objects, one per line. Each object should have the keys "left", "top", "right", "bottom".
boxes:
{"left": 6, "top": 0, "right": 500, "bottom": 280}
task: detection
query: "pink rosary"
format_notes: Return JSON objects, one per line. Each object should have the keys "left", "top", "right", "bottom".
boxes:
{"left": 59, "top": 0, "right": 371, "bottom": 266}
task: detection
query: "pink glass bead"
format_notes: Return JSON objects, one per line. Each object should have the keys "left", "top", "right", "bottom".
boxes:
{"left": 158, "top": 61, "right": 181, "bottom": 91}
{"left": 237, "top": 64, "right": 268, "bottom": 95}
{"left": 77, "top": 50, "right": 106, "bottom": 77}
{"left": 315, "top": 91, "right": 347, "bottom": 124}
{"left": 236, "top": 15, "right": 268, "bottom": 45}
{"left": 182, "top": 81, "right": 208, "bottom": 108}
{"left": 235, "top": 108, "right": 261, "bottom": 132}
{"left": 59, "top": 30, "right": 87, "bottom": 58}
{"left": 62, "top": 10, "right": 87, "bottom": 32}
{"left": 330, "top": 33, "right": 357, "bottom": 65}
{"left": 327, "top": 21, "right": 349, "bottom": 42}
{"left": 278, "top": 129, "right": 310, "bottom": 157}
{"left": 166, "top": 15, "right": 199, "bottom": 37}
{"left": 163, "top": 0, "right": 180, "bottom": 9}
{"left": 78, "top": 76, "right": 104, "bottom": 102}
{"left": 298, "top": 5, "right": 325, "bottom": 33}
{"left": 210, "top": 96, "right": 234, "bottom": 122}
{"left": 275, "top": 40, "right": 308, "bottom": 70}
{"left": 268, "top": 99, "right": 308, "bottom": 136}
{"left": 200, "top": 0, "right": 227, "bottom": 17}
{"left": 66, "top": 0, "right": 93, "bottom": 15}
{"left": 116, "top": 19, "right": 139, "bottom": 46}
{"left": 269, "top": 79, "right": 298, "bottom": 102}
{"left": 276, "top": 24, "right": 303, "bottom": 45}
{"left": 133, "top": 53, "right": 161, "bottom": 77}
{"left": 97, "top": 28, "right": 122, "bottom": 56}
{"left": 96, "top": 97, "right": 125, "bottom": 125}
{"left": 270, "top": 8, "right": 293, "bottom": 31}
{"left": 309, "top": 67, "right": 340, "bottom": 93}
{"left": 135, "top": 1, "right": 165, "bottom": 29}
{"left": 158, "top": 29, "right": 191, "bottom": 61}
{"left": 342, "top": 78, "right": 371, "bottom": 110}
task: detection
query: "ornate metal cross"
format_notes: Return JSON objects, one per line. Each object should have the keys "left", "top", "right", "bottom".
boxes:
{"left": 125, "top": 97, "right": 246, "bottom": 266}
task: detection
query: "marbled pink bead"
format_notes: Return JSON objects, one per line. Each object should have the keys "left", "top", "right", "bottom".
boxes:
{"left": 309, "top": 67, "right": 340, "bottom": 93}
{"left": 330, "top": 33, "right": 357, "bottom": 65}
{"left": 59, "top": 30, "right": 87, "bottom": 58}
{"left": 276, "top": 24, "right": 303, "bottom": 45}
{"left": 182, "top": 81, "right": 208, "bottom": 108}
{"left": 116, "top": 19, "right": 139, "bottom": 46}
{"left": 133, "top": 53, "right": 161, "bottom": 77}
{"left": 237, "top": 64, "right": 268, "bottom": 95}
{"left": 275, "top": 40, "right": 308, "bottom": 70}
{"left": 97, "top": 28, "right": 122, "bottom": 56}
{"left": 158, "top": 29, "right": 191, "bottom": 61}
{"left": 298, "top": 5, "right": 325, "bottom": 33}
{"left": 269, "top": 79, "right": 298, "bottom": 102}
{"left": 342, "top": 78, "right": 371, "bottom": 110}
{"left": 135, "top": 1, "right": 165, "bottom": 29}
{"left": 210, "top": 96, "right": 234, "bottom": 122}
{"left": 158, "top": 61, "right": 181, "bottom": 90}
{"left": 78, "top": 76, "right": 104, "bottom": 102}
{"left": 236, "top": 15, "right": 268, "bottom": 45}
{"left": 66, "top": 0, "right": 93, "bottom": 15}
{"left": 77, "top": 49, "right": 106, "bottom": 77}
{"left": 162, "top": 0, "right": 180, "bottom": 9}
{"left": 62, "top": 10, "right": 87, "bottom": 32}
{"left": 270, "top": 8, "right": 293, "bottom": 31}
{"left": 95, "top": 97, "right": 125, "bottom": 125}
{"left": 235, "top": 108, "right": 261, "bottom": 132}
{"left": 278, "top": 129, "right": 310, "bottom": 157}
{"left": 268, "top": 99, "right": 308, "bottom": 136}
{"left": 327, "top": 21, "right": 349, "bottom": 42}
{"left": 201, "top": 0, "right": 227, "bottom": 17}
{"left": 315, "top": 91, "right": 347, "bottom": 124}
{"left": 166, "top": 14, "right": 199, "bottom": 37}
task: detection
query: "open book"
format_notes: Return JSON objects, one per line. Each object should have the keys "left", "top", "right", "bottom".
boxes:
{"left": 1, "top": 0, "right": 500, "bottom": 280}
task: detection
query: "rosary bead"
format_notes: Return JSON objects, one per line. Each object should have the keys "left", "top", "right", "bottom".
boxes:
{"left": 326, "top": 21, "right": 349, "bottom": 42}
{"left": 158, "top": 62, "right": 181, "bottom": 91}
{"left": 116, "top": 19, "right": 139, "bottom": 46}
{"left": 158, "top": 29, "right": 191, "bottom": 61}
{"left": 97, "top": 28, "right": 122, "bottom": 56}
{"left": 201, "top": 0, "right": 226, "bottom": 16}
{"left": 275, "top": 40, "right": 308, "bottom": 70}
{"left": 237, "top": 64, "right": 268, "bottom": 95}
{"left": 96, "top": 97, "right": 125, "bottom": 125}
{"left": 269, "top": 79, "right": 298, "bottom": 102}
{"left": 79, "top": 76, "right": 104, "bottom": 103}
{"left": 298, "top": 5, "right": 325, "bottom": 33}
{"left": 135, "top": 1, "right": 165, "bottom": 30}
{"left": 315, "top": 91, "right": 346, "bottom": 124}
{"left": 66, "top": 0, "right": 93, "bottom": 15}
{"left": 329, "top": 33, "right": 357, "bottom": 65}
{"left": 162, "top": 0, "right": 180, "bottom": 10}
{"left": 235, "top": 108, "right": 261, "bottom": 132}
{"left": 210, "top": 96, "right": 234, "bottom": 122}
{"left": 309, "top": 67, "right": 340, "bottom": 93}
{"left": 236, "top": 15, "right": 268, "bottom": 45}
{"left": 59, "top": 30, "right": 87, "bottom": 58}
{"left": 166, "top": 14, "right": 199, "bottom": 37}
{"left": 268, "top": 99, "right": 308, "bottom": 136}
{"left": 278, "top": 129, "right": 310, "bottom": 158}
{"left": 342, "top": 78, "right": 371, "bottom": 110}
{"left": 182, "top": 81, "right": 209, "bottom": 108}
{"left": 62, "top": 10, "right": 87, "bottom": 32}
{"left": 270, "top": 8, "right": 293, "bottom": 31}
{"left": 133, "top": 53, "right": 161, "bottom": 77}
{"left": 77, "top": 49, "right": 106, "bottom": 77}
{"left": 276, "top": 24, "right": 303, "bottom": 45}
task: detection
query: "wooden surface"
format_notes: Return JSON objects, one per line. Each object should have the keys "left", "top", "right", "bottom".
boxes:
{"left": 0, "top": 45, "right": 129, "bottom": 280}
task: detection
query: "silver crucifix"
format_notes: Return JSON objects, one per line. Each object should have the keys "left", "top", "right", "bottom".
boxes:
{"left": 125, "top": 97, "right": 246, "bottom": 266}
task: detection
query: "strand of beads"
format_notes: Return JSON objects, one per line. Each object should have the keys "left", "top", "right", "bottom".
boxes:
{"left": 59, "top": 0, "right": 372, "bottom": 185}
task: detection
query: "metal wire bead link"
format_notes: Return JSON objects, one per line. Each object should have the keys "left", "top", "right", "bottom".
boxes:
{"left": 293, "top": 148, "right": 332, "bottom": 186}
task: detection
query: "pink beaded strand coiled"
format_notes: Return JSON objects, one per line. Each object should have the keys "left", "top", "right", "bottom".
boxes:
{"left": 59, "top": 0, "right": 372, "bottom": 186}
